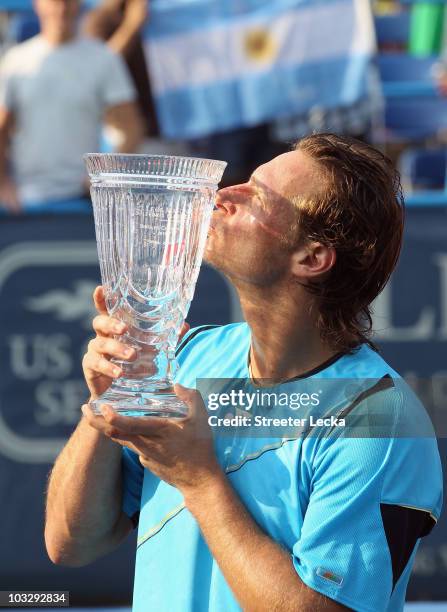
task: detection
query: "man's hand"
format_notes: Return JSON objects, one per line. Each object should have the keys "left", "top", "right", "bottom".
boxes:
{"left": 82, "top": 285, "right": 189, "bottom": 401}
{"left": 82, "top": 286, "right": 135, "bottom": 400}
{"left": 81, "top": 384, "right": 221, "bottom": 494}
{"left": 0, "top": 175, "right": 20, "bottom": 214}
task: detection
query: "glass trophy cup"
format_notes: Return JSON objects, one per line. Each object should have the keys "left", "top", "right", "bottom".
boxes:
{"left": 84, "top": 154, "right": 227, "bottom": 418}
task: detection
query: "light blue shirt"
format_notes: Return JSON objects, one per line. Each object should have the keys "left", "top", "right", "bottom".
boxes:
{"left": 122, "top": 323, "right": 443, "bottom": 612}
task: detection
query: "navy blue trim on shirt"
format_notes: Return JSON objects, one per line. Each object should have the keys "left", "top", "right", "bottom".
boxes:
{"left": 175, "top": 325, "right": 221, "bottom": 357}
{"left": 329, "top": 374, "right": 395, "bottom": 424}
{"left": 380, "top": 503, "right": 436, "bottom": 590}
{"left": 247, "top": 349, "right": 348, "bottom": 383}
{"left": 286, "top": 351, "right": 348, "bottom": 381}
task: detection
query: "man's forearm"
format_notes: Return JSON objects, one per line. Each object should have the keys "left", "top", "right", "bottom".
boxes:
{"left": 116, "top": 120, "right": 143, "bottom": 153}
{"left": 45, "top": 415, "right": 130, "bottom": 567}
{"left": 83, "top": 1, "right": 146, "bottom": 57}
{"left": 105, "top": 102, "right": 144, "bottom": 154}
{"left": 106, "top": 14, "right": 143, "bottom": 56}
{"left": 183, "top": 473, "right": 345, "bottom": 612}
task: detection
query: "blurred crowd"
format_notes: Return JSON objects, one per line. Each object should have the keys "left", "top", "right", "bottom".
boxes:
{"left": 1, "top": 0, "right": 447, "bottom": 213}
{"left": 0, "top": 0, "right": 383, "bottom": 215}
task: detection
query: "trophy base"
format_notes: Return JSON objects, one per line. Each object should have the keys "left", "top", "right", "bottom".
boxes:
{"left": 89, "top": 389, "right": 188, "bottom": 418}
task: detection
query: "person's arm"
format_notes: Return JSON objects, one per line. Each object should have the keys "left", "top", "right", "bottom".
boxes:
{"left": 44, "top": 417, "right": 133, "bottom": 566}
{"left": 45, "top": 287, "right": 190, "bottom": 566}
{"left": 82, "top": 389, "right": 349, "bottom": 611}
{"left": 83, "top": 0, "right": 148, "bottom": 58}
{"left": 184, "top": 469, "right": 349, "bottom": 612}
{"left": 44, "top": 287, "right": 137, "bottom": 566}
{"left": 103, "top": 100, "right": 144, "bottom": 153}
{"left": 0, "top": 106, "right": 20, "bottom": 213}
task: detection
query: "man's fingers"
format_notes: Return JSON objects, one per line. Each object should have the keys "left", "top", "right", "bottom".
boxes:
{"left": 93, "top": 286, "right": 108, "bottom": 315}
{"left": 81, "top": 403, "right": 103, "bottom": 426}
{"left": 174, "top": 384, "right": 207, "bottom": 420}
{"left": 81, "top": 404, "right": 121, "bottom": 438}
{"left": 111, "top": 433, "right": 163, "bottom": 458}
{"left": 178, "top": 322, "right": 190, "bottom": 343}
{"left": 92, "top": 314, "right": 128, "bottom": 337}
{"left": 83, "top": 351, "right": 122, "bottom": 380}
{"left": 173, "top": 385, "right": 212, "bottom": 438}
{"left": 81, "top": 404, "right": 151, "bottom": 443}
{"left": 88, "top": 336, "right": 136, "bottom": 361}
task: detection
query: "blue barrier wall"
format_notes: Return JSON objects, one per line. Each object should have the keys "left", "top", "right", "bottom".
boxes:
{"left": 0, "top": 206, "right": 445, "bottom": 602}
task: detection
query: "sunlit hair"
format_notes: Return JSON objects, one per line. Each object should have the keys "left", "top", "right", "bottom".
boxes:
{"left": 292, "top": 133, "right": 404, "bottom": 352}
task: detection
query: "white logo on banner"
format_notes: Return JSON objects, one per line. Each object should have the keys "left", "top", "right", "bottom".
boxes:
{"left": 0, "top": 242, "right": 98, "bottom": 464}
{"left": 25, "top": 280, "right": 97, "bottom": 329}
{"left": 372, "top": 254, "right": 447, "bottom": 341}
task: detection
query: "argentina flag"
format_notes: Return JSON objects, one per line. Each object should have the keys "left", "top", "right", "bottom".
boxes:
{"left": 144, "top": 0, "right": 376, "bottom": 140}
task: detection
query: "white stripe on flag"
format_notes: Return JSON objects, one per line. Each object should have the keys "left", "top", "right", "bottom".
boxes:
{"left": 146, "top": 0, "right": 375, "bottom": 96}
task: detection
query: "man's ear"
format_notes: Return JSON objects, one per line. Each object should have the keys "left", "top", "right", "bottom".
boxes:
{"left": 290, "top": 242, "right": 336, "bottom": 280}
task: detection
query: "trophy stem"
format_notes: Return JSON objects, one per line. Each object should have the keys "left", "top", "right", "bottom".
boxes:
{"left": 89, "top": 343, "right": 188, "bottom": 418}
{"left": 89, "top": 390, "right": 188, "bottom": 418}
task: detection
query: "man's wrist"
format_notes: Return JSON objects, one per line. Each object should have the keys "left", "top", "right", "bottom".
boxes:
{"left": 181, "top": 466, "right": 228, "bottom": 515}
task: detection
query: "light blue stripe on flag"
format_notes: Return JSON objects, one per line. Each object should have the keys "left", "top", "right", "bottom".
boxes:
{"left": 144, "top": 0, "right": 376, "bottom": 139}
{"left": 146, "top": 0, "right": 329, "bottom": 36}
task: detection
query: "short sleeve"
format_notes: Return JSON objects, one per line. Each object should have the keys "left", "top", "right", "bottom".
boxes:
{"left": 100, "top": 48, "right": 136, "bottom": 108}
{"left": 121, "top": 447, "right": 144, "bottom": 527}
{"left": 293, "top": 434, "right": 442, "bottom": 612}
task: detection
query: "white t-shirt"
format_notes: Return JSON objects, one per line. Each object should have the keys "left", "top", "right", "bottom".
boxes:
{"left": 0, "top": 35, "right": 136, "bottom": 204}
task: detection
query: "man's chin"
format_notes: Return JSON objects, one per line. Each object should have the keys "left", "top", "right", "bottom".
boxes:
{"left": 203, "top": 247, "right": 223, "bottom": 272}
{"left": 203, "top": 248, "right": 215, "bottom": 267}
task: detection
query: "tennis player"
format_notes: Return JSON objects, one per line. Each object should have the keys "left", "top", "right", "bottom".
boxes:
{"left": 45, "top": 134, "right": 442, "bottom": 612}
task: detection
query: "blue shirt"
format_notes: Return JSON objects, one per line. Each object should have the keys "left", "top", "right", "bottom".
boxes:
{"left": 122, "top": 323, "right": 443, "bottom": 612}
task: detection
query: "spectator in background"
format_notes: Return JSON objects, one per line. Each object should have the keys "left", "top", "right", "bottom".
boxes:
{"left": 82, "top": 0, "right": 191, "bottom": 158}
{"left": 0, "top": 0, "right": 144, "bottom": 214}
{"left": 82, "top": 0, "right": 158, "bottom": 139}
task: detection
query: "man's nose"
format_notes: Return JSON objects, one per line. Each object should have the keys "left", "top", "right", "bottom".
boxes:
{"left": 218, "top": 183, "right": 252, "bottom": 197}
{"left": 214, "top": 192, "right": 236, "bottom": 215}
{"left": 215, "top": 183, "right": 252, "bottom": 211}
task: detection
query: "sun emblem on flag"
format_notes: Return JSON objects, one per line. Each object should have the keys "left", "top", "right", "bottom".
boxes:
{"left": 244, "top": 28, "right": 277, "bottom": 63}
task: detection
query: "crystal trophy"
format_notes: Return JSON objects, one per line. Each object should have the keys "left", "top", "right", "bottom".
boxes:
{"left": 84, "top": 154, "right": 226, "bottom": 417}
